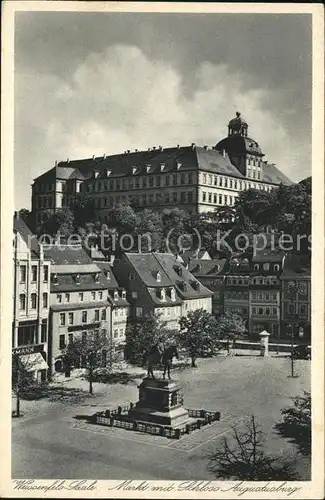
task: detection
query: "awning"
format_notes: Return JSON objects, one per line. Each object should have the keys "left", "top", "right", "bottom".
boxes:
{"left": 19, "top": 352, "right": 49, "bottom": 372}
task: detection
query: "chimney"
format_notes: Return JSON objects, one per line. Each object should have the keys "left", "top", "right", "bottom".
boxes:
{"left": 191, "top": 143, "right": 196, "bottom": 150}
{"left": 152, "top": 146, "right": 156, "bottom": 150}
{"left": 14, "top": 211, "right": 19, "bottom": 219}
{"left": 103, "top": 153, "right": 106, "bottom": 159}
{"left": 92, "top": 154, "right": 95, "bottom": 160}
{"left": 177, "top": 144, "right": 180, "bottom": 149}
{"left": 135, "top": 149, "right": 138, "bottom": 152}
{"left": 67, "top": 158, "right": 70, "bottom": 163}
{"left": 159, "top": 145, "right": 163, "bottom": 151}
{"left": 55, "top": 160, "right": 58, "bottom": 166}
{"left": 148, "top": 148, "right": 151, "bottom": 151}
{"left": 204, "top": 145, "right": 208, "bottom": 151}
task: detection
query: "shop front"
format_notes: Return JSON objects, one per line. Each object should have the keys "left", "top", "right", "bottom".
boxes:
{"left": 12, "top": 344, "right": 49, "bottom": 382}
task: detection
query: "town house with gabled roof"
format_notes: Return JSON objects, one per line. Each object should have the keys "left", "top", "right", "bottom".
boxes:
{"left": 13, "top": 213, "right": 51, "bottom": 381}
{"left": 113, "top": 253, "right": 213, "bottom": 330}
{"left": 43, "top": 244, "right": 112, "bottom": 372}
{"left": 89, "top": 249, "right": 131, "bottom": 358}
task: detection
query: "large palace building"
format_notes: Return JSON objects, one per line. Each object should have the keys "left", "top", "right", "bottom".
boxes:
{"left": 31, "top": 113, "right": 292, "bottom": 230}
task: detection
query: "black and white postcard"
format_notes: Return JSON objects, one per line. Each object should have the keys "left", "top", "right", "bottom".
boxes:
{"left": 1, "top": 1, "right": 324, "bottom": 498}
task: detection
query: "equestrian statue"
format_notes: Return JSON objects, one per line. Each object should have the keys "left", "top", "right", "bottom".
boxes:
{"left": 142, "top": 343, "right": 179, "bottom": 379}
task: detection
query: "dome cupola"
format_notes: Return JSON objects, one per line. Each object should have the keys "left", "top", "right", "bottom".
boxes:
{"left": 228, "top": 111, "right": 248, "bottom": 137}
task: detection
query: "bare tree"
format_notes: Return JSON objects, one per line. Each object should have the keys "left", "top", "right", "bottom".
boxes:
{"left": 207, "top": 415, "right": 295, "bottom": 480}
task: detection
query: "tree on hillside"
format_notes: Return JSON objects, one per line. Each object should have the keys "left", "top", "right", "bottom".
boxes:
{"left": 18, "top": 209, "right": 32, "bottom": 228}
{"left": 275, "top": 391, "right": 311, "bottom": 456}
{"left": 179, "top": 309, "right": 219, "bottom": 367}
{"left": 38, "top": 208, "right": 75, "bottom": 240}
{"left": 207, "top": 415, "right": 295, "bottom": 480}
{"left": 216, "top": 312, "right": 247, "bottom": 352}
{"left": 72, "top": 193, "right": 96, "bottom": 228}
{"left": 135, "top": 209, "right": 163, "bottom": 252}
{"left": 125, "top": 313, "right": 176, "bottom": 365}
{"left": 60, "top": 329, "right": 114, "bottom": 395}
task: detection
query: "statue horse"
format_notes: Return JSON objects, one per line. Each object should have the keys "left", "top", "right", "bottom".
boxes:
{"left": 143, "top": 344, "right": 179, "bottom": 379}
{"left": 162, "top": 345, "right": 179, "bottom": 379}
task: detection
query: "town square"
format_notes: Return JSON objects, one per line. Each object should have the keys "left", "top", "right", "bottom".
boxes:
{"left": 4, "top": 3, "right": 321, "bottom": 494}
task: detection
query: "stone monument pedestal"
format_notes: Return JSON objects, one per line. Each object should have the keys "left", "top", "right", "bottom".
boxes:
{"left": 128, "top": 377, "right": 190, "bottom": 427}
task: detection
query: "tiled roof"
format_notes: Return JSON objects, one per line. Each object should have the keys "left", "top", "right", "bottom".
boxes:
{"left": 196, "top": 147, "right": 244, "bottom": 178}
{"left": 13, "top": 216, "right": 41, "bottom": 258}
{"left": 262, "top": 164, "right": 293, "bottom": 186}
{"left": 43, "top": 245, "right": 94, "bottom": 265}
{"left": 281, "top": 253, "right": 311, "bottom": 278}
{"left": 95, "top": 262, "right": 124, "bottom": 289}
{"left": 189, "top": 259, "right": 227, "bottom": 276}
{"left": 125, "top": 252, "right": 213, "bottom": 300}
{"left": 50, "top": 272, "right": 109, "bottom": 292}
{"left": 152, "top": 253, "right": 213, "bottom": 299}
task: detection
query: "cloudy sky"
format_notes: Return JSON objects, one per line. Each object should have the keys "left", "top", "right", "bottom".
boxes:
{"left": 15, "top": 11, "right": 312, "bottom": 210}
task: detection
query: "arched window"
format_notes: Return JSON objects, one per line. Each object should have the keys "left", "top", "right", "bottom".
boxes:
{"left": 31, "top": 293, "right": 37, "bottom": 309}
{"left": 254, "top": 264, "right": 259, "bottom": 271}
{"left": 19, "top": 294, "right": 26, "bottom": 311}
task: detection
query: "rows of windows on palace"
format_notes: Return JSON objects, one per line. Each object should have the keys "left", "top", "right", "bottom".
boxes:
{"left": 34, "top": 166, "right": 273, "bottom": 195}
{"left": 18, "top": 264, "right": 49, "bottom": 283}
{"left": 59, "top": 308, "right": 107, "bottom": 326}
{"left": 34, "top": 174, "right": 275, "bottom": 210}
{"left": 19, "top": 292, "right": 48, "bottom": 311}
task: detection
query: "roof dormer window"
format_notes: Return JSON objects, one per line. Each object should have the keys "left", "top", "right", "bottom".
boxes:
{"left": 75, "top": 273, "right": 80, "bottom": 285}
{"left": 156, "top": 271, "right": 161, "bottom": 283}
{"left": 191, "top": 281, "right": 200, "bottom": 290}
{"left": 129, "top": 272, "right": 135, "bottom": 280}
{"left": 174, "top": 265, "right": 183, "bottom": 276}
{"left": 160, "top": 288, "right": 166, "bottom": 301}
{"left": 132, "top": 167, "right": 137, "bottom": 175}
{"left": 170, "top": 288, "right": 176, "bottom": 301}
{"left": 94, "top": 273, "right": 100, "bottom": 283}
{"left": 263, "top": 263, "right": 270, "bottom": 271}
{"left": 274, "top": 264, "right": 280, "bottom": 272}
{"left": 177, "top": 162, "right": 182, "bottom": 170}
{"left": 53, "top": 273, "right": 58, "bottom": 285}
{"left": 146, "top": 165, "right": 151, "bottom": 173}
{"left": 94, "top": 171, "right": 100, "bottom": 178}
{"left": 254, "top": 264, "right": 259, "bottom": 271}
{"left": 114, "top": 290, "right": 119, "bottom": 301}
{"left": 105, "top": 270, "right": 111, "bottom": 280}
{"left": 122, "top": 290, "right": 126, "bottom": 299}
{"left": 160, "top": 163, "right": 165, "bottom": 172}
{"left": 106, "top": 170, "right": 111, "bottom": 177}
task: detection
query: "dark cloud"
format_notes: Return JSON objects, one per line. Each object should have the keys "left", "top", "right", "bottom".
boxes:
{"left": 14, "top": 12, "right": 312, "bottom": 209}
